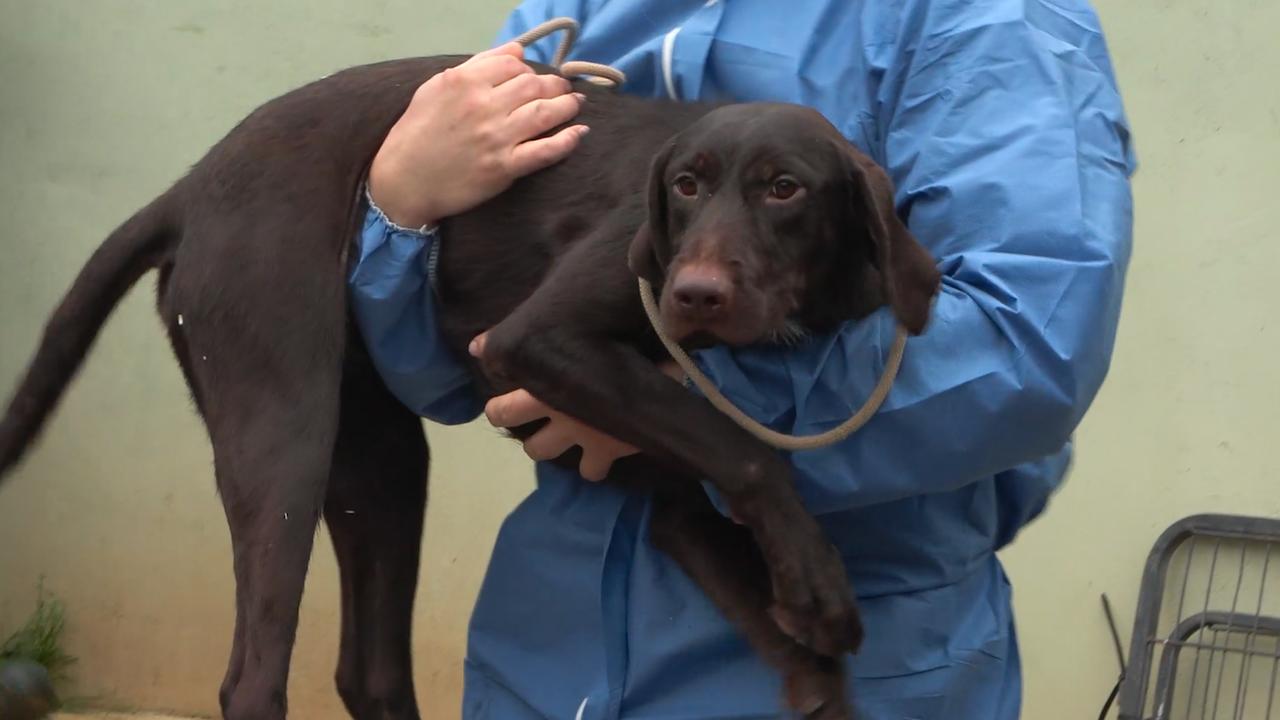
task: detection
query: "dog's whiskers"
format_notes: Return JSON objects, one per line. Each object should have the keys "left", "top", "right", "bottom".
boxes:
{"left": 767, "top": 320, "right": 809, "bottom": 347}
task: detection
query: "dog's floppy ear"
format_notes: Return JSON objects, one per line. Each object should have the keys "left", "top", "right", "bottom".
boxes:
{"left": 627, "top": 141, "right": 676, "bottom": 286}
{"left": 842, "top": 147, "right": 941, "bottom": 335}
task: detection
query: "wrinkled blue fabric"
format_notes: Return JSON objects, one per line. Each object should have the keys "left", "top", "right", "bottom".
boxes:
{"left": 346, "top": 1, "right": 1136, "bottom": 717}
{"left": 349, "top": 196, "right": 482, "bottom": 425}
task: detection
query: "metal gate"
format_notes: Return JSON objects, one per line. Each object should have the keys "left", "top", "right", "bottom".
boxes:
{"left": 1119, "top": 514, "right": 1280, "bottom": 719}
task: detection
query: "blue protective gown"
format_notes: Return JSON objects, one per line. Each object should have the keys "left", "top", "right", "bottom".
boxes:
{"left": 347, "top": 1, "right": 1136, "bottom": 717}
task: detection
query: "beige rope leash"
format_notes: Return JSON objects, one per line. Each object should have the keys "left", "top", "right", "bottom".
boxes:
{"left": 513, "top": 18, "right": 909, "bottom": 451}
{"left": 639, "top": 279, "right": 908, "bottom": 451}
{"left": 511, "top": 17, "right": 626, "bottom": 87}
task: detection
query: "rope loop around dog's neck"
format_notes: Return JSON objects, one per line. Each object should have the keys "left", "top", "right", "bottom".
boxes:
{"left": 513, "top": 18, "right": 910, "bottom": 451}
{"left": 638, "top": 279, "right": 908, "bottom": 451}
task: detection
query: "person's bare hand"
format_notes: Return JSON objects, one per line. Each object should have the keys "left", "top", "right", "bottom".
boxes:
{"left": 483, "top": 388, "right": 639, "bottom": 481}
{"left": 469, "top": 332, "right": 685, "bottom": 481}
{"left": 368, "top": 42, "right": 589, "bottom": 229}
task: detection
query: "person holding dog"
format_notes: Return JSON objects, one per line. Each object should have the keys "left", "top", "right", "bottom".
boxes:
{"left": 349, "top": 1, "right": 1136, "bottom": 717}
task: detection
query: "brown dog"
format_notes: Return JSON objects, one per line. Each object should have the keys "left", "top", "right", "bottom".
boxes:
{"left": 0, "top": 55, "right": 939, "bottom": 720}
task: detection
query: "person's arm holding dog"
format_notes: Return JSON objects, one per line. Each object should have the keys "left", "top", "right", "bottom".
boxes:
{"left": 350, "top": 34, "right": 682, "bottom": 480}
{"left": 367, "top": 45, "right": 589, "bottom": 231}
{"left": 347, "top": 43, "right": 587, "bottom": 425}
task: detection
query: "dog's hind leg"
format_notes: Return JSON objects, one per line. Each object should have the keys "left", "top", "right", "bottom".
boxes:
{"left": 205, "top": 366, "right": 342, "bottom": 719}
{"left": 211, "top": 394, "right": 340, "bottom": 720}
{"left": 165, "top": 238, "right": 347, "bottom": 720}
{"left": 200, "top": 365, "right": 341, "bottom": 719}
{"left": 324, "top": 345, "right": 428, "bottom": 720}
{"left": 158, "top": 263, "right": 254, "bottom": 713}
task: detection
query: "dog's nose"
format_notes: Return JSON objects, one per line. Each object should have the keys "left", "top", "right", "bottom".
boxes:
{"left": 672, "top": 267, "right": 733, "bottom": 320}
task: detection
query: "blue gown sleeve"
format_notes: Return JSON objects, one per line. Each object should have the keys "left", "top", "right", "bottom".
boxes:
{"left": 693, "top": 11, "right": 1136, "bottom": 514}
{"left": 347, "top": 192, "right": 484, "bottom": 425}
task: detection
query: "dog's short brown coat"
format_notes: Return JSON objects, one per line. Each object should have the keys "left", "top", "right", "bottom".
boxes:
{"left": 0, "top": 56, "right": 939, "bottom": 719}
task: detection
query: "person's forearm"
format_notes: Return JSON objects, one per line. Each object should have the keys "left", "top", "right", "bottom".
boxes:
{"left": 347, "top": 199, "right": 482, "bottom": 424}
{"left": 346, "top": 43, "right": 588, "bottom": 420}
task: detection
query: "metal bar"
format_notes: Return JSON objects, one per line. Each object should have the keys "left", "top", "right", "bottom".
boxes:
{"left": 1265, "top": 654, "right": 1278, "bottom": 720}
{"left": 1232, "top": 542, "right": 1271, "bottom": 720}
{"left": 1201, "top": 628, "right": 1220, "bottom": 718}
{"left": 1175, "top": 536, "right": 1199, "bottom": 629}
{"left": 1148, "top": 536, "right": 1201, "bottom": 719}
{"left": 1188, "top": 539, "right": 1223, "bottom": 719}
{"left": 1157, "top": 637, "right": 1280, "bottom": 659}
{"left": 1209, "top": 627, "right": 1226, "bottom": 720}
{"left": 1210, "top": 543, "right": 1250, "bottom": 719}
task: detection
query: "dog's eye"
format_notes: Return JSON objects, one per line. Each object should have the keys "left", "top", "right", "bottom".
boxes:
{"left": 769, "top": 178, "right": 801, "bottom": 201}
{"left": 673, "top": 174, "right": 699, "bottom": 198}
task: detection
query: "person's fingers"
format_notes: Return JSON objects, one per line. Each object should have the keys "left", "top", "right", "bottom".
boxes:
{"left": 508, "top": 124, "right": 589, "bottom": 177}
{"left": 578, "top": 447, "right": 622, "bottom": 482}
{"left": 468, "top": 52, "right": 534, "bottom": 86}
{"left": 506, "top": 92, "right": 585, "bottom": 142}
{"left": 484, "top": 389, "right": 551, "bottom": 429}
{"left": 469, "top": 332, "right": 488, "bottom": 358}
{"left": 493, "top": 72, "right": 574, "bottom": 113}
{"left": 521, "top": 423, "right": 578, "bottom": 462}
{"left": 581, "top": 433, "right": 642, "bottom": 481}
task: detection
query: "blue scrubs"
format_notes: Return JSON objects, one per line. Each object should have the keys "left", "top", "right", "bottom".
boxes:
{"left": 347, "top": 1, "right": 1136, "bottom": 717}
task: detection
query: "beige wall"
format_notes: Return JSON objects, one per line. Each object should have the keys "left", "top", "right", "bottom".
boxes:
{"left": 0, "top": 1, "right": 1276, "bottom": 718}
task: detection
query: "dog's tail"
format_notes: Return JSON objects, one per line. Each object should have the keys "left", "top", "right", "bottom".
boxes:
{"left": 0, "top": 190, "right": 179, "bottom": 480}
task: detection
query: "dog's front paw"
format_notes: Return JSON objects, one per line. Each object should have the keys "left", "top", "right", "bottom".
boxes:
{"left": 767, "top": 531, "right": 863, "bottom": 658}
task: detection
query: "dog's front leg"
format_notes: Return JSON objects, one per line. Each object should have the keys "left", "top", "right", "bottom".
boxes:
{"left": 479, "top": 315, "right": 862, "bottom": 658}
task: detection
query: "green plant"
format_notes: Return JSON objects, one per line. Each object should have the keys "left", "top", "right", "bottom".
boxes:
{"left": 1, "top": 579, "right": 76, "bottom": 687}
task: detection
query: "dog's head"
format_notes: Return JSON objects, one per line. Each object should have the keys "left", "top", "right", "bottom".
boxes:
{"left": 628, "top": 103, "right": 941, "bottom": 347}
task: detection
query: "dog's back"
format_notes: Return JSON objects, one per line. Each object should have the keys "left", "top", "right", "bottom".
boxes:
{"left": 0, "top": 56, "right": 450, "bottom": 476}
{"left": 0, "top": 54, "right": 669, "bottom": 478}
